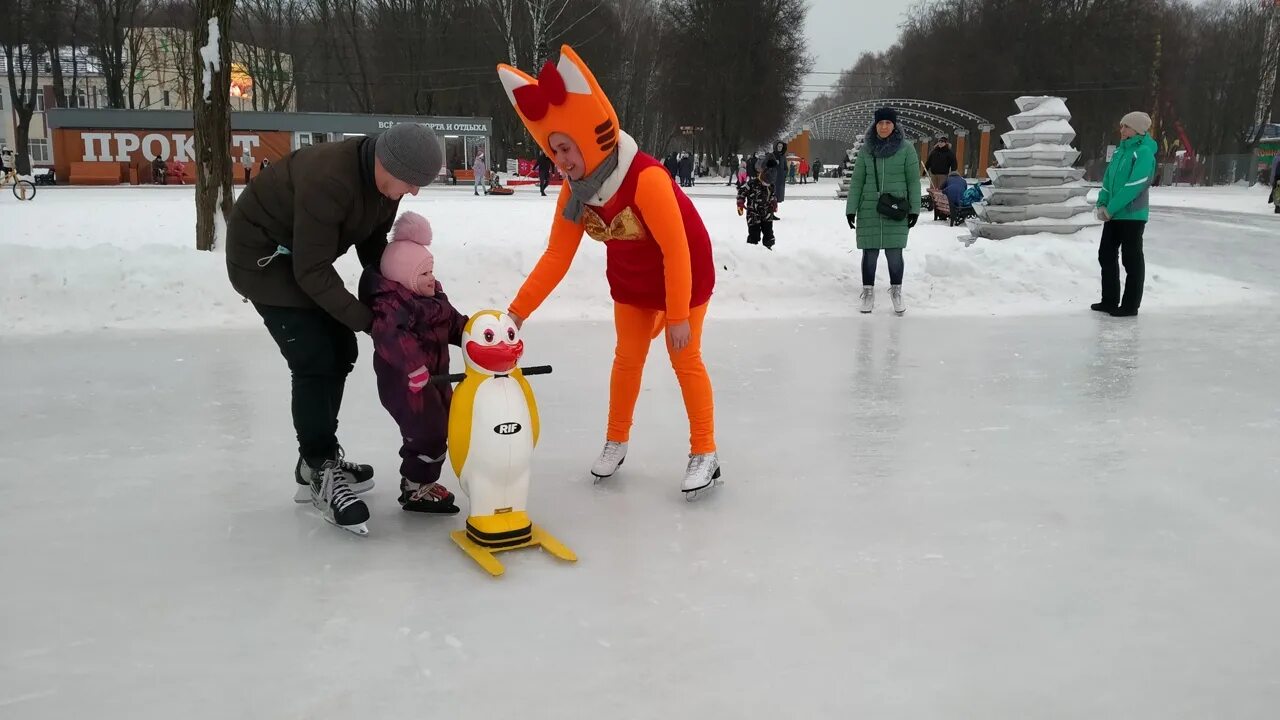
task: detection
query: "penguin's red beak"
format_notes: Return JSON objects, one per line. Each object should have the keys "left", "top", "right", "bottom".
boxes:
{"left": 466, "top": 340, "right": 524, "bottom": 374}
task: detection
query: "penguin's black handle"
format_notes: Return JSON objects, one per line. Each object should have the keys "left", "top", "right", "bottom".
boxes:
{"left": 427, "top": 365, "right": 553, "bottom": 386}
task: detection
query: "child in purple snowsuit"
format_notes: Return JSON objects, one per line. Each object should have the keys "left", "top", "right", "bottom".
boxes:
{"left": 358, "top": 211, "right": 467, "bottom": 514}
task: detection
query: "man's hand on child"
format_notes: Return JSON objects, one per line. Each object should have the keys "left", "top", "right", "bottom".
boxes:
{"left": 408, "top": 366, "right": 430, "bottom": 393}
{"left": 668, "top": 320, "right": 692, "bottom": 351}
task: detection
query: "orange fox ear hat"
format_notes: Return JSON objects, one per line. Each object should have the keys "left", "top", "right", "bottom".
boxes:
{"left": 497, "top": 45, "right": 621, "bottom": 176}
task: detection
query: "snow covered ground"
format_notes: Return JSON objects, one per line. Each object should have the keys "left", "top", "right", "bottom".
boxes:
{"left": 2, "top": 179, "right": 1279, "bottom": 718}
{"left": 1, "top": 181, "right": 1271, "bottom": 335}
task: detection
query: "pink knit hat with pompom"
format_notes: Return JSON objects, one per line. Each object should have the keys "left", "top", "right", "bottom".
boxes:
{"left": 380, "top": 212, "right": 435, "bottom": 296}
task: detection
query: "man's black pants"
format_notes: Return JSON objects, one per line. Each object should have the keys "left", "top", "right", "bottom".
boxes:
{"left": 254, "top": 303, "right": 358, "bottom": 467}
{"left": 1098, "top": 220, "right": 1145, "bottom": 310}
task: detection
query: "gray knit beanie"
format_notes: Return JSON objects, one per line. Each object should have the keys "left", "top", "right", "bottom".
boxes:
{"left": 1120, "top": 111, "right": 1152, "bottom": 135}
{"left": 375, "top": 123, "right": 443, "bottom": 187}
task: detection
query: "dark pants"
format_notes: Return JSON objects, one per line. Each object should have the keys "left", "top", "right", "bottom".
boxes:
{"left": 747, "top": 221, "right": 775, "bottom": 248}
{"left": 862, "top": 248, "right": 904, "bottom": 285}
{"left": 1098, "top": 220, "right": 1145, "bottom": 310}
{"left": 539, "top": 173, "right": 549, "bottom": 195}
{"left": 254, "top": 303, "right": 358, "bottom": 467}
{"left": 374, "top": 358, "right": 449, "bottom": 485}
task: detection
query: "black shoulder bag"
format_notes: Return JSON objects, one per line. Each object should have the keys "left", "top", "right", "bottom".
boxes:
{"left": 873, "top": 154, "right": 909, "bottom": 222}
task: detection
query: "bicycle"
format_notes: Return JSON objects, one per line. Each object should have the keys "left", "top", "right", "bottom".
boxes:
{"left": 1, "top": 167, "right": 37, "bottom": 200}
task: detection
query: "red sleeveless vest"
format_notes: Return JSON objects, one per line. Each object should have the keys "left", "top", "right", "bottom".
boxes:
{"left": 580, "top": 152, "right": 715, "bottom": 312}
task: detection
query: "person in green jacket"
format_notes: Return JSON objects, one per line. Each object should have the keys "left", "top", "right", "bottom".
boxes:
{"left": 844, "top": 107, "right": 921, "bottom": 315}
{"left": 1092, "top": 111, "right": 1158, "bottom": 317}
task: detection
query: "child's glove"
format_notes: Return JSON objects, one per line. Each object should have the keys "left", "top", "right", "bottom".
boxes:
{"left": 737, "top": 206, "right": 744, "bottom": 216}
{"left": 408, "top": 366, "right": 430, "bottom": 393}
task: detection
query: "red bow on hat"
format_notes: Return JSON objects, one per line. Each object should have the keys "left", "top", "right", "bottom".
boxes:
{"left": 512, "top": 59, "right": 566, "bottom": 121}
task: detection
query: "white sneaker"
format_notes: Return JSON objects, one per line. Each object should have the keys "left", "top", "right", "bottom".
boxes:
{"left": 590, "top": 441, "right": 628, "bottom": 479}
{"left": 889, "top": 285, "right": 905, "bottom": 315}
{"left": 859, "top": 285, "right": 874, "bottom": 313}
{"left": 682, "top": 452, "right": 722, "bottom": 499}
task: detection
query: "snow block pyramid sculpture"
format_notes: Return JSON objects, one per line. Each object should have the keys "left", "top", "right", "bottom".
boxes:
{"left": 836, "top": 144, "right": 859, "bottom": 199}
{"left": 965, "top": 96, "right": 1099, "bottom": 241}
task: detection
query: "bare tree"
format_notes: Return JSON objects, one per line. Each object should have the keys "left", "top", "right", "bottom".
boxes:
{"left": 313, "top": 0, "right": 376, "bottom": 112}
{"left": 607, "top": 0, "right": 664, "bottom": 150}
{"left": 157, "top": 24, "right": 197, "bottom": 107}
{"left": 67, "top": 0, "right": 91, "bottom": 105}
{"left": 87, "top": 0, "right": 152, "bottom": 107}
{"left": 1, "top": 0, "right": 42, "bottom": 175}
{"left": 35, "top": 0, "right": 71, "bottom": 108}
{"left": 194, "top": 0, "right": 235, "bottom": 251}
{"left": 657, "top": 0, "right": 812, "bottom": 158}
{"left": 234, "top": 0, "right": 307, "bottom": 111}
{"left": 488, "top": 0, "right": 604, "bottom": 70}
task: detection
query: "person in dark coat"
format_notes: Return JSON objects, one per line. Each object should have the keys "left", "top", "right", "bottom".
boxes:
{"left": 678, "top": 152, "right": 694, "bottom": 187}
{"left": 771, "top": 140, "right": 788, "bottom": 205}
{"left": 925, "top": 138, "right": 958, "bottom": 188}
{"left": 535, "top": 151, "right": 553, "bottom": 196}
{"left": 225, "top": 123, "right": 443, "bottom": 530}
{"left": 812, "top": 158, "right": 823, "bottom": 182}
{"left": 357, "top": 211, "right": 466, "bottom": 515}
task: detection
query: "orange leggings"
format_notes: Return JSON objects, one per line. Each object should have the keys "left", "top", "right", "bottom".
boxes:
{"left": 608, "top": 302, "right": 716, "bottom": 454}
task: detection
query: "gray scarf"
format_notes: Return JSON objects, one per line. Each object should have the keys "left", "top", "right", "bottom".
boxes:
{"left": 563, "top": 147, "right": 621, "bottom": 222}
{"left": 866, "top": 126, "right": 904, "bottom": 159}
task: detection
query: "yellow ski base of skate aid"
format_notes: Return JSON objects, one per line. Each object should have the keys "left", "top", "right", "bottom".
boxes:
{"left": 450, "top": 511, "right": 577, "bottom": 577}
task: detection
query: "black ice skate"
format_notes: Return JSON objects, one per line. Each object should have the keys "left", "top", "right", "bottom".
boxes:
{"left": 294, "top": 453, "right": 374, "bottom": 503}
{"left": 310, "top": 460, "right": 371, "bottom": 535}
{"left": 398, "top": 478, "right": 460, "bottom": 515}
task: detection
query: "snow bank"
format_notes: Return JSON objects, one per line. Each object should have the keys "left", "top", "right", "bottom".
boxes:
{"left": 0, "top": 185, "right": 1267, "bottom": 335}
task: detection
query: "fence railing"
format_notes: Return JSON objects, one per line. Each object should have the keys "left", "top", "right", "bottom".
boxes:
{"left": 1079, "top": 152, "right": 1276, "bottom": 187}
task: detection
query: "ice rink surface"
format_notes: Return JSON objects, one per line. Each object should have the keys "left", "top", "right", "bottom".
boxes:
{"left": 4, "top": 304, "right": 1279, "bottom": 718}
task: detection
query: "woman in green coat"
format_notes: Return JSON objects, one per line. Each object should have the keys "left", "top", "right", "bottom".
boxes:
{"left": 844, "top": 107, "right": 921, "bottom": 315}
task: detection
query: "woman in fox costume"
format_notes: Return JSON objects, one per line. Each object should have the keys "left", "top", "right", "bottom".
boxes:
{"left": 497, "top": 45, "right": 721, "bottom": 497}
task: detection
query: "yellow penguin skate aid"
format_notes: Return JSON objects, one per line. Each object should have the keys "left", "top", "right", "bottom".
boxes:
{"left": 433, "top": 310, "right": 576, "bottom": 576}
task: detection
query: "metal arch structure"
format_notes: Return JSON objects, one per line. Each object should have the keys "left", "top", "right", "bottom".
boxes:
{"left": 792, "top": 98, "right": 999, "bottom": 177}
{"left": 812, "top": 109, "right": 951, "bottom": 144}
{"left": 813, "top": 116, "right": 940, "bottom": 144}
{"left": 836, "top": 99, "right": 994, "bottom": 130}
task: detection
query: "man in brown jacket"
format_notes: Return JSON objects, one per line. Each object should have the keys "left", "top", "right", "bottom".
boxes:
{"left": 226, "top": 122, "right": 443, "bottom": 533}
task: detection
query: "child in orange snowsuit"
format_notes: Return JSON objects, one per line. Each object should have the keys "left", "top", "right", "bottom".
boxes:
{"left": 497, "top": 45, "right": 720, "bottom": 495}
